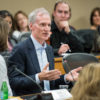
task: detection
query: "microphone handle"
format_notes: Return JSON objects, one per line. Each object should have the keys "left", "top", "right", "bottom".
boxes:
{"left": 15, "top": 67, "right": 43, "bottom": 92}
{"left": 63, "top": 59, "right": 75, "bottom": 82}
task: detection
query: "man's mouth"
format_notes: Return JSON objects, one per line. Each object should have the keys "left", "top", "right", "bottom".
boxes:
{"left": 43, "top": 32, "right": 49, "bottom": 36}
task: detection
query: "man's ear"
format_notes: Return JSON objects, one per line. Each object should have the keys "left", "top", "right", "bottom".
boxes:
{"left": 29, "top": 23, "right": 34, "bottom": 30}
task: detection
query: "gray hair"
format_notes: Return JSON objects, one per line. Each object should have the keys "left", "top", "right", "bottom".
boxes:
{"left": 28, "top": 8, "right": 50, "bottom": 24}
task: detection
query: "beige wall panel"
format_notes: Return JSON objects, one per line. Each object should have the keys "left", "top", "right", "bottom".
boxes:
{"left": 0, "top": 0, "right": 100, "bottom": 29}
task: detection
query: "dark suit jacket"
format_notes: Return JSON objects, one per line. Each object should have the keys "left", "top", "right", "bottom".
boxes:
{"left": 8, "top": 37, "right": 67, "bottom": 96}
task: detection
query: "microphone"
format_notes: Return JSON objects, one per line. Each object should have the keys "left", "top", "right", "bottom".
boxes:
{"left": 9, "top": 63, "right": 72, "bottom": 100}
{"left": 63, "top": 59, "right": 75, "bottom": 81}
{"left": 12, "top": 65, "right": 43, "bottom": 93}
{"left": 62, "top": 59, "right": 75, "bottom": 91}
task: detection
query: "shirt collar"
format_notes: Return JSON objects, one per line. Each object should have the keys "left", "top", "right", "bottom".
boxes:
{"left": 30, "top": 34, "right": 47, "bottom": 50}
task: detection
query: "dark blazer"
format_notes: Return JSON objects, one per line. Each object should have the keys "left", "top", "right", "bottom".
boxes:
{"left": 8, "top": 37, "right": 66, "bottom": 96}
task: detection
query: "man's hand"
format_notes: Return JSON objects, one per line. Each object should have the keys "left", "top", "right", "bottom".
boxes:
{"left": 38, "top": 63, "right": 61, "bottom": 81}
{"left": 58, "top": 44, "right": 70, "bottom": 55}
{"left": 65, "top": 67, "right": 82, "bottom": 81}
{"left": 58, "top": 21, "right": 70, "bottom": 33}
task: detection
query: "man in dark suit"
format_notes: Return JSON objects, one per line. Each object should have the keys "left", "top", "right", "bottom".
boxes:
{"left": 8, "top": 8, "right": 82, "bottom": 96}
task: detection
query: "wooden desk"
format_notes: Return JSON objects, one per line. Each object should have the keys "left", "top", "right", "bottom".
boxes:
{"left": 96, "top": 55, "right": 100, "bottom": 60}
{"left": 9, "top": 97, "right": 23, "bottom": 100}
{"left": 54, "top": 57, "right": 65, "bottom": 74}
{"left": 54, "top": 55, "right": 100, "bottom": 75}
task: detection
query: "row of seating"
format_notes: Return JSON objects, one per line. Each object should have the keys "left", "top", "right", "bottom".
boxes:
{"left": 16, "top": 29, "right": 99, "bottom": 53}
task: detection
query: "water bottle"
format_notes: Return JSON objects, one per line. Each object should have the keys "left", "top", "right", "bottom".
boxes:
{"left": 1, "top": 81, "right": 8, "bottom": 100}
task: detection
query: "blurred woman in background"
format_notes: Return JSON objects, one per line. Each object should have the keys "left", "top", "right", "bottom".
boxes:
{"left": 90, "top": 7, "right": 100, "bottom": 33}
{"left": 68, "top": 63, "right": 100, "bottom": 100}
{"left": 0, "top": 18, "right": 12, "bottom": 96}
{"left": 90, "top": 7, "right": 100, "bottom": 52}
{"left": 0, "top": 10, "right": 17, "bottom": 51}
{"left": 13, "top": 10, "right": 30, "bottom": 39}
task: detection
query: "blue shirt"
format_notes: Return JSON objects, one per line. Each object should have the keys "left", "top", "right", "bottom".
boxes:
{"left": 31, "top": 35, "right": 50, "bottom": 90}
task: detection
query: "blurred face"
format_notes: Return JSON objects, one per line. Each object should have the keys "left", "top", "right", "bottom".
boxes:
{"left": 53, "top": 3, "right": 70, "bottom": 23}
{"left": 4, "top": 16, "right": 12, "bottom": 30}
{"left": 30, "top": 13, "right": 51, "bottom": 44}
{"left": 93, "top": 11, "right": 100, "bottom": 26}
{"left": 16, "top": 13, "right": 28, "bottom": 30}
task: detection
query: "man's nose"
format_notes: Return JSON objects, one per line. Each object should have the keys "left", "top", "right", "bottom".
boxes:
{"left": 61, "top": 12, "right": 66, "bottom": 18}
{"left": 44, "top": 25, "right": 50, "bottom": 31}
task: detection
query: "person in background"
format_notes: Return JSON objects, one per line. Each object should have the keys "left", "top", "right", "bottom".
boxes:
{"left": 0, "top": 10, "right": 17, "bottom": 51}
{"left": 13, "top": 10, "right": 30, "bottom": 39}
{"left": 8, "top": 8, "right": 82, "bottom": 96}
{"left": 0, "top": 18, "right": 12, "bottom": 96}
{"left": 90, "top": 7, "right": 100, "bottom": 33}
{"left": 50, "top": 0, "right": 84, "bottom": 57}
{"left": 90, "top": 7, "right": 100, "bottom": 53}
{"left": 68, "top": 63, "right": 100, "bottom": 100}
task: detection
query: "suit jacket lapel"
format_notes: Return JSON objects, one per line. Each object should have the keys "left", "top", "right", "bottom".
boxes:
{"left": 45, "top": 46, "right": 52, "bottom": 70}
{"left": 45, "top": 45, "right": 55, "bottom": 89}
{"left": 45, "top": 45, "right": 54, "bottom": 70}
{"left": 27, "top": 38, "right": 41, "bottom": 73}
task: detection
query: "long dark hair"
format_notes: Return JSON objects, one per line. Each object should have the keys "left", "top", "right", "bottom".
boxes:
{"left": 0, "top": 10, "right": 15, "bottom": 35}
{"left": 0, "top": 18, "right": 9, "bottom": 51}
{"left": 90, "top": 7, "right": 100, "bottom": 25}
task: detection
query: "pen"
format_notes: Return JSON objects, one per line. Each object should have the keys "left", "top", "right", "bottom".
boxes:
{"left": 61, "top": 42, "right": 64, "bottom": 45}
{"left": 61, "top": 42, "right": 71, "bottom": 53}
